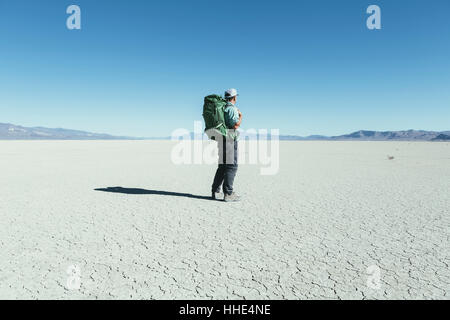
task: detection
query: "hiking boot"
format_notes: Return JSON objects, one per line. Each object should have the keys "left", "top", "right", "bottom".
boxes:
{"left": 224, "top": 192, "right": 240, "bottom": 202}
{"left": 212, "top": 191, "right": 222, "bottom": 200}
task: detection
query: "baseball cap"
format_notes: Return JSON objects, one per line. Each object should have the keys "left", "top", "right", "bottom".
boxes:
{"left": 224, "top": 88, "right": 239, "bottom": 99}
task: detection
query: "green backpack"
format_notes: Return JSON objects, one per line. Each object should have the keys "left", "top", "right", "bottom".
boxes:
{"left": 202, "top": 94, "right": 228, "bottom": 140}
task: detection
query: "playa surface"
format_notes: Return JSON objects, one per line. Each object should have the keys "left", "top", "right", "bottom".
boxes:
{"left": 0, "top": 140, "right": 449, "bottom": 299}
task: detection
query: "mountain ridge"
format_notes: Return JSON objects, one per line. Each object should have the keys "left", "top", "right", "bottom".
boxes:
{"left": 0, "top": 123, "right": 138, "bottom": 140}
{"left": 1, "top": 123, "right": 449, "bottom": 141}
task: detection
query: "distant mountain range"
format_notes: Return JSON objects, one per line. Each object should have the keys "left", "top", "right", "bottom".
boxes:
{"left": 279, "top": 130, "right": 450, "bottom": 141}
{"left": 0, "top": 123, "right": 136, "bottom": 140}
{"left": 1, "top": 123, "right": 449, "bottom": 141}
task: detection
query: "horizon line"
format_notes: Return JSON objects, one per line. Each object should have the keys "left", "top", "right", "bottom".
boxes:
{"left": 1, "top": 122, "right": 450, "bottom": 139}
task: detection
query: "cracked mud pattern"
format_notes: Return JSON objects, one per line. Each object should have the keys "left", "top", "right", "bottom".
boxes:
{"left": 0, "top": 141, "right": 449, "bottom": 299}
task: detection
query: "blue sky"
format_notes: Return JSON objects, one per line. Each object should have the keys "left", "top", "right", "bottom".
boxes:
{"left": 0, "top": 0, "right": 449, "bottom": 137}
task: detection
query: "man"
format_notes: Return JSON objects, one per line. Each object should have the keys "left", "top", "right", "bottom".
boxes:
{"left": 211, "top": 88, "right": 242, "bottom": 202}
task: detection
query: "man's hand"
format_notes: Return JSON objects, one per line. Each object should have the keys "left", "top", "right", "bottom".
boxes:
{"left": 233, "top": 110, "right": 243, "bottom": 129}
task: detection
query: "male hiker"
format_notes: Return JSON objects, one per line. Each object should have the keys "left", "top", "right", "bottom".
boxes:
{"left": 211, "top": 88, "right": 242, "bottom": 202}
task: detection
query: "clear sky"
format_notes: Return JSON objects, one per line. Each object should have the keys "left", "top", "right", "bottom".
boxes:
{"left": 0, "top": 0, "right": 449, "bottom": 137}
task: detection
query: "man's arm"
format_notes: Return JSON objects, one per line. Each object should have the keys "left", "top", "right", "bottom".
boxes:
{"left": 233, "top": 110, "right": 242, "bottom": 129}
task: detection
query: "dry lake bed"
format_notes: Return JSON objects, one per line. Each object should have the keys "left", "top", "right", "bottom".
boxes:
{"left": 0, "top": 140, "right": 449, "bottom": 299}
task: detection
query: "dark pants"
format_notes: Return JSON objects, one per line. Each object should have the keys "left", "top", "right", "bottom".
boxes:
{"left": 211, "top": 136, "right": 238, "bottom": 195}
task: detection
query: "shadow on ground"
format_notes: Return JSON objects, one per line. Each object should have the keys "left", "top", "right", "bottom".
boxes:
{"left": 94, "top": 187, "right": 213, "bottom": 200}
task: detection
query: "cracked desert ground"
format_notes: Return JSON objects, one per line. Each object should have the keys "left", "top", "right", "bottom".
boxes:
{"left": 0, "top": 140, "right": 449, "bottom": 299}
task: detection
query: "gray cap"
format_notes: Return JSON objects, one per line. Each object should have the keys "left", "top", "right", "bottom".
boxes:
{"left": 224, "top": 88, "right": 239, "bottom": 99}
